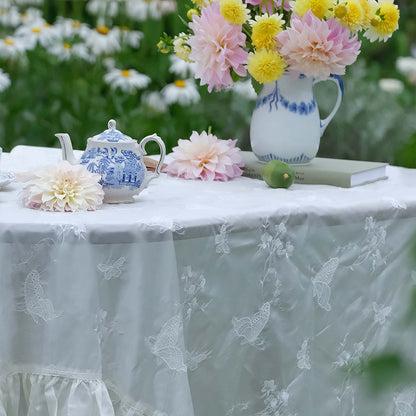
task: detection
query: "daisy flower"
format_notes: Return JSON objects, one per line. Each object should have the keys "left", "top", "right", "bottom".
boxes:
{"left": 141, "top": 91, "right": 168, "bottom": 113}
{"left": 125, "top": 0, "right": 161, "bottom": 21}
{"left": 0, "top": 6, "right": 20, "bottom": 27}
{"left": 53, "top": 17, "right": 91, "bottom": 39}
{"left": 116, "top": 26, "right": 144, "bottom": 48}
{"left": 47, "top": 42, "right": 95, "bottom": 62}
{"left": 0, "top": 69, "right": 11, "bottom": 92}
{"left": 104, "top": 68, "right": 151, "bottom": 93}
{"left": 161, "top": 79, "right": 200, "bottom": 105}
{"left": 169, "top": 54, "right": 196, "bottom": 78}
{"left": 85, "top": 25, "right": 120, "bottom": 55}
{"left": 0, "top": 36, "right": 28, "bottom": 58}
{"left": 86, "top": 0, "right": 119, "bottom": 18}
{"left": 333, "top": 0, "right": 366, "bottom": 32}
{"left": 14, "top": 19, "right": 59, "bottom": 49}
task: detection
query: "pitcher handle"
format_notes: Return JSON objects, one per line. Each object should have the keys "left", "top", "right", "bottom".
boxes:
{"left": 138, "top": 133, "right": 166, "bottom": 185}
{"left": 313, "top": 74, "right": 344, "bottom": 137}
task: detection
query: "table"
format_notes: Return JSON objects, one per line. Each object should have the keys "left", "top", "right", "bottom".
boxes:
{"left": 1, "top": 145, "right": 416, "bottom": 416}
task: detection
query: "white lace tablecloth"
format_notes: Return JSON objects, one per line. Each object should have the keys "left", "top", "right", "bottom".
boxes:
{"left": 1, "top": 145, "right": 416, "bottom": 416}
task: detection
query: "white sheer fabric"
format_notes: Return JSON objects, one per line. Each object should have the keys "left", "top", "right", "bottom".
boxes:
{"left": 0, "top": 146, "right": 416, "bottom": 416}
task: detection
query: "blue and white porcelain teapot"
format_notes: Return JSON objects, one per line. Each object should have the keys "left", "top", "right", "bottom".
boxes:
{"left": 55, "top": 119, "right": 166, "bottom": 203}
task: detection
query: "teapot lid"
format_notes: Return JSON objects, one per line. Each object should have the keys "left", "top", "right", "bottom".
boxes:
{"left": 90, "top": 119, "right": 134, "bottom": 143}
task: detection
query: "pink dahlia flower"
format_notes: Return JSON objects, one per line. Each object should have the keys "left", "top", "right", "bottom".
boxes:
{"left": 276, "top": 11, "right": 361, "bottom": 79}
{"left": 164, "top": 131, "right": 244, "bottom": 181}
{"left": 188, "top": 2, "right": 248, "bottom": 92}
{"left": 245, "top": 0, "right": 291, "bottom": 13}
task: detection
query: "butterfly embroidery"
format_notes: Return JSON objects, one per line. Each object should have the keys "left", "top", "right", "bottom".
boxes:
{"left": 21, "top": 270, "right": 59, "bottom": 324}
{"left": 232, "top": 302, "right": 271, "bottom": 345}
{"left": 297, "top": 339, "right": 311, "bottom": 370}
{"left": 312, "top": 257, "right": 339, "bottom": 312}
{"left": 394, "top": 390, "right": 415, "bottom": 416}
{"left": 373, "top": 302, "right": 391, "bottom": 325}
{"left": 147, "top": 315, "right": 187, "bottom": 372}
{"left": 98, "top": 257, "right": 126, "bottom": 280}
{"left": 215, "top": 224, "right": 230, "bottom": 254}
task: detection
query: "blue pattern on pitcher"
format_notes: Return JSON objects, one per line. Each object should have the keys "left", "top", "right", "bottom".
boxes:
{"left": 254, "top": 80, "right": 316, "bottom": 115}
{"left": 80, "top": 147, "right": 145, "bottom": 190}
{"left": 255, "top": 152, "right": 312, "bottom": 164}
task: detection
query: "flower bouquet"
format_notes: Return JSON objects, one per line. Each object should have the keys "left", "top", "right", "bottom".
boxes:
{"left": 160, "top": 0, "right": 400, "bottom": 92}
{"left": 159, "top": 0, "right": 400, "bottom": 164}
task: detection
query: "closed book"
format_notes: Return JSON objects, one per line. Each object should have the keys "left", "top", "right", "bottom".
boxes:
{"left": 241, "top": 151, "right": 389, "bottom": 188}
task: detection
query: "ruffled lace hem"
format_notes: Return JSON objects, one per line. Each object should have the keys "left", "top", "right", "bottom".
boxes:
{"left": 0, "top": 372, "right": 164, "bottom": 416}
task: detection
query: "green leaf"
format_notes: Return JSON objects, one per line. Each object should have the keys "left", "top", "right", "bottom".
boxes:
{"left": 251, "top": 77, "right": 263, "bottom": 96}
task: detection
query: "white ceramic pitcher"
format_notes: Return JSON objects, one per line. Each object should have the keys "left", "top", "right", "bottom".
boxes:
{"left": 250, "top": 72, "right": 344, "bottom": 164}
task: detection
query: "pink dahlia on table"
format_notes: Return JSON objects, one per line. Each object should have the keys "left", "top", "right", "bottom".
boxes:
{"left": 164, "top": 131, "right": 244, "bottom": 181}
{"left": 188, "top": 1, "right": 248, "bottom": 92}
{"left": 21, "top": 161, "right": 104, "bottom": 212}
{"left": 276, "top": 10, "right": 361, "bottom": 79}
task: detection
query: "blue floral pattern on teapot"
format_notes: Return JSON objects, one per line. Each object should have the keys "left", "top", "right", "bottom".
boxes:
{"left": 55, "top": 119, "right": 166, "bottom": 203}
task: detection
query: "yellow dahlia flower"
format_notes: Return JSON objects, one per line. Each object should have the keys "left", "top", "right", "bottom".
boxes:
{"left": 291, "top": 0, "right": 333, "bottom": 19}
{"left": 220, "top": 0, "right": 250, "bottom": 25}
{"left": 248, "top": 49, "right": 286, "bottom": 84}
{"left": 364, "top": 0, "right": 399, "bottom": 42}
{"left": 251, "top": 14, "right": 285, "bottom": 51}
{"left": 335, "top": 0, "right": 365, "bottom": 32}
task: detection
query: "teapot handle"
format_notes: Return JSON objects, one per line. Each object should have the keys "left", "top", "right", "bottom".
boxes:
{"left": 138, "top": 134, "right": 166, "bottom": 185}
{"left": 313, "top": 74, "right": 344, "bottom": 137}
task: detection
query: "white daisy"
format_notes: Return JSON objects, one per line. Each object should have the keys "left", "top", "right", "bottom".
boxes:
{"left": 104, "top": 68, "right": 151, "bottom": 93}
{"left": 151, "top": 0, "right": 177, "bottom": 15}
{"left": 47, "top": 42, "right": 95, "bottom": 62}
{"left": 116, "top": 26, "right": 144, "bottom": 48}
{"left": 86, "top": 0, "right": 119, "bottom": 18}
{"left": 0, "top": 69, "right": 11, "bottom": 92}
{"left": 168, "top": 55, "right": 196, "bottom": 78}
{"left": 378, "top": 78, "right": 404, "bottom": 94}
{"left": 14, "top": 19, "right": 60, "bottom": 49}
{"left": 231, "top": 79, "right": 257, "bottom": 100}
{"left": 396, "top": 56, "right": 416, "bottom": 84}
{"left": 161, "top": 79, "right": 200, "bottom": 106}
{"left": 142, "top": 91, "right": 168, "bottom": 113}
{"left": 53, "top": 17, "right": 91, "bottom": 39}
{"left": 17, "top": 7, "right": 43, "bottom": 25}
{"left": 125, "top": 0, "right": 161, "bottom": 21}
{"left": 0, "top": 36, "right": 28, "bottom": 57}
{"left": 85, "top": 25, "right": 120, "bottom": 55}
{"left": 14, "top": 0, "right": 42, "bottom": 5}
{"left": 0, "top": 6, "right": 20, "bottom": 27}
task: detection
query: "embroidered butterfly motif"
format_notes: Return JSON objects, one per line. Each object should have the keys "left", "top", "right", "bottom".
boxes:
{"left": 97, "top": 257, "right": 126, "bottom": 280}
{"left": 394, "top": 389, "right": 415, "bottom": 416}
{"left": 215, "top": 224, "right": 230, "bottom": 254}
{"left": 297, "top": 339, "right": 311, "bottom": 370}
{"left": 312, "top": 257, "right": 339, "bottom": 312}
{"left": 232, "top": 302, "right": 271, "bottom": 346}
{"left": 372, "top": 302, "right": 391, "bottom": 325}
{"left": 21, "top": 270, "right": 59, "bottom": 324}
{"left": 147, "top": 315, "right": 187, "bottom": 372}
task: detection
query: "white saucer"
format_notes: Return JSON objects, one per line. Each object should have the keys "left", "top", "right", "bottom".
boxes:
{"left": 0, "top": 172, "right": 15, "bottom": 187}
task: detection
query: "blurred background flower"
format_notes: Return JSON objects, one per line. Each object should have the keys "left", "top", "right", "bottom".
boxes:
{"left": 0, "top": 0, "right": 414, "bottom": 169}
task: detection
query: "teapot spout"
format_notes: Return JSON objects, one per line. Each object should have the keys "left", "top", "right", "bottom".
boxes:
{"left": 55, "top": 133, "right": 79, "bottom": 164}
